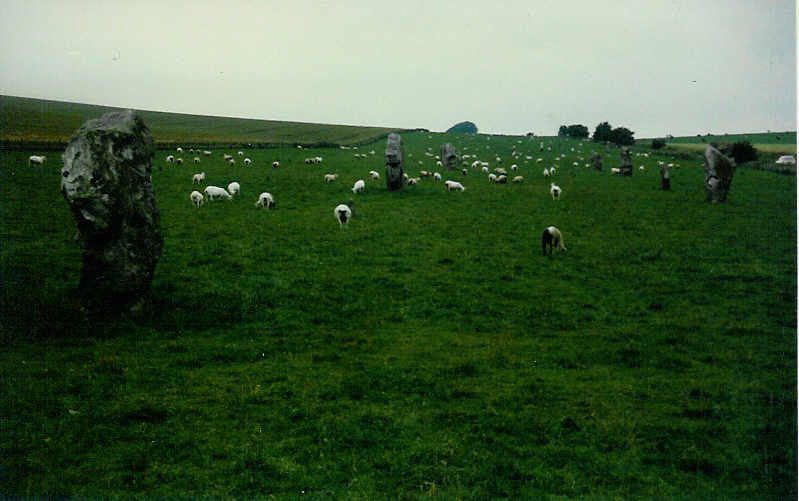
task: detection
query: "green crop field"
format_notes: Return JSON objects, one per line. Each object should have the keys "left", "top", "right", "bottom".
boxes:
{"left": 0, "top": 95, "right": 399, "bottom": 147}
{"left": 1, "top": 129, "right": 796, "bottom": 499}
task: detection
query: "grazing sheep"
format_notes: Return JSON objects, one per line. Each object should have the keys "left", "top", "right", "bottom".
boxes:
{"left": 177, "top": 147, "right": 183, "bottom": 153}
{"left": 549, "top": 167, "right": 556, "bottom": 176}
{"left": 223, "top": 154, "right": 233, "bottom": 161}
{"left": 324, "top": 173, "right": 338, "bottom": 182}
{"left": 436, "top": 160, "right": 443, "bottom": 168}
{"left": 28, "top": 155, "right": 46, "bottom": 167}
{"left": 166, "top": 155, "right": 175, "bottom": 163}
{"left": 550, "top": 183, "right": 561, "bottom": 200}
{"left": 511, "top": 164, "right": 519, "bottom": 171}
{"left": 194, "top": 156, "right": 201, "bottom": 164}
{"left": 419, "top": 170, "right": 430, "bottom": 177}
{"left": 488, "top": 173, "right": 497, "bottom": 182}
{"left": 203, "top": 150, "right": 212, "bottom": 156}
{"left": 472, "top": 160, "right": 481, "bottom": 168}
{"left": 305, "top": 158, "right": 313, "bottom": 164}
{"left": 461, "top": 168, "right": 468, "bottom": 176}
{"left": 369, "top": 170, "right": 380, "bottom": 180}
{"left": 255, "top": 192, "right": 275, "bottom": 209}
{"left": 227, "top": 182, "right": 241, "bottom": 196}
{"left": 408, "top": 177, "right": 419, "bottom": 186}
{"left": 495, "top": 175, "right": 508, "bottom": 184}
{"left": 334, "top": 200, "right": 354, "bottom": 227}
{"left": 543, "top": 168, "right": 550, "bottom": 177}
{"left": 611, "top": 167, "right": 621, "bottom": 174}
{"left": 272, "top": 161, "right": 280, "bottom": 168}
{"left": 244, "top": 158, "right": 252, "bottom": 166}
{"left": 192, "top": 172, "right": 206, "bottom": 184}
{"left": 512, "top": 176, "right": 524, "bottom": 183}
{"left": 228, "top": 159, "right": 235, "bottom": 166}
{"left": 494, "top": 167, "right": 507, "bottom": 175}
{"left": 176, "top": 158, "right": 184, "bottom": 165}
{"left": 433, "top": 172, "right": 442, "bottom": 181}
{"left": 639, "top": 165, "right": 645, "bottom": 171}
{"left": 444, "top": 180, "right": 465, "bottom": 191}
{"left": 237, "top": 151, "right": 244, "bottom": 156}
{"left": 352, "top": 179, "right": 366, "bottom": 193}
{"left": 315, "top": 156, "right": 323, "bottom": 163}
{"left": 190, "top": 190, "right": 204, "bottom": 208}
{"left": 204, "top": 185, "right": 232, "bottom": 200}
{"left": 418, "top": 160, "right": 424, "bottom": 166}
{"left": 481, "top": 166, "right": 489, "bottom": 173}
{"left": 542, "top": 226, "right": 566, "bottom": 255}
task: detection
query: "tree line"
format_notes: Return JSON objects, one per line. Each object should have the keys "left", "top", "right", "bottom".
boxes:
{"left": 558, "top": 122, "right": 635, "bottom": 146}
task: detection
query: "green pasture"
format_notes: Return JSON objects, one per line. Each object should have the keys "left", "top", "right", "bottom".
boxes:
{"left": 1, "top": 132, "right": 796, "bottom": 499}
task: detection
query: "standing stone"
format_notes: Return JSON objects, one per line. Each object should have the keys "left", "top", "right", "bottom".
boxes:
{"left": 619, "top": 147, "right": 633, "bottom": 176}
{"left": 660, "top": 166, "right": 671, "bottom": 190}
{"left": 591, "top": 152, "right": 602, "bottom": 171}
{"left": 61, "top": 110, "right": 163, "bottom": 313}
{"left": 703, "top": 145, "right": 736, "bottom": 202}
{"left": 385, "top": 132, "right": 404, "bottom": 191}
{"left": 440, "top": 143, "right": 460, "bottom": 170}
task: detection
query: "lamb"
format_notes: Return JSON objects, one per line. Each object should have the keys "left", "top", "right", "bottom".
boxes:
{"left": 369, "top": 170, "right": 380, "bottom": 180}
{"left": 227, "top": 182, "right": 241, "bottom": 196}
{"left": 512, "top": 176, "right": 524, "bottom": 183}
{"left": 244, "top": 158, "right": 252, "bottom": 166}
{"left": 444, "top": 180, "right": 465, "bottom": 191}
{"left": 255, "top": 192, "right": 275, "bottom": 209}
{"left": 190, "top": 190, "right": 204, "bottom": 207}
{"left": 192, "top": 172, "right": 206, "bottom": 184}
{"left": 550, "top": 183, "right": 561, "bottom": 200}
{"left": 28, "top": 155, "right": 46, "bottom": 167}
{"left": 166, "top": 155, "right": 175, "bottom": 163}
{"left": 334, "top": 200, "right": 354, "bottom": 227}
{"left": 204, "top": 186, "right": 232, "bottom": 200}
{"left": 272, "top": 161, "right": 280, "bottom": 168}
{"left": 324, "top": 173, "right": 338, "bottom": 182}
{"left": 542, "top": 226, "right": 566, "bottom": 255}
{"left": 352, "top": 179, "right": 366, "bottom": 193}
{"left": 433, "top": 172, "right": 442, "bottom": 181}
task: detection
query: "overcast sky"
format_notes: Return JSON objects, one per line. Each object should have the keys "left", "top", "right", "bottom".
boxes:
{"left": 1, "top": 0, "right": 795, "bottom": 137}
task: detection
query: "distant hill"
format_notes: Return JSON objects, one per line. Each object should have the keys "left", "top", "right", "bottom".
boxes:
{"left": 446, "top": 121, "right": 478, "bottom": 134}
{"left": 0, "top": 95, "right": 401, "bottom": 149}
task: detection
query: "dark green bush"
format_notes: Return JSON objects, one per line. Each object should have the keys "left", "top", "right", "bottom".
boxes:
{"left": 651, "top": 138, "right": 666, "bottom": 150}
{"left": 729, "top": 141, "right": 758, "bottom": 164}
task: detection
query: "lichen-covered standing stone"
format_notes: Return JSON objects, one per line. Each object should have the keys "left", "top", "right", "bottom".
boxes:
{"left": 591, "top": 152, "right": 602, "bottom": 171}
{"left": 385, "top": 133, "right": 404, "bottom": 191}
{"left": 61, "top": 110, "right": 163, "bottom": 312}
{"left": 703, "top": 145, "right": 736, "bottom": 202}
{"left": 619, "top": 147, "right": 633, "bottom": 176}
{"left": 440, "top": 143, "right": 460, "bottom": 170}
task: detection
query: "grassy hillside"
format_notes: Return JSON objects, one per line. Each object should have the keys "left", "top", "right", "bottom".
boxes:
{"left": 0, "top": 95, "right": 399, "bottom": 147}
{"left": 0, "top": 132, "right": 796, "bottom": 499}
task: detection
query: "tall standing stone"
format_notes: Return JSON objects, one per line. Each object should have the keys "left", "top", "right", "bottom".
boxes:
{"left": 385, "top": 133, "right": 404, "bottom": 191}
{"left": 591, "top": 152, "right": 602, "bottom": 171}
{"left": 619, "top": 147, "right": 633, "bottom": 176}
{"left": 440, "top": 143, "right": 460, "bottom": 170}
{"left": 61, "top": 110, "right": 163, "bottom": 313}
{"left": 703, "top": 145, "right": 736, "bottom": 202}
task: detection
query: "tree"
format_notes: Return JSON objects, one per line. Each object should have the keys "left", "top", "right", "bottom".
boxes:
{"left": 558, "top": 124, "right": 588, "bottom": 138}
{"left": 651, "top": 138, "right": 666, "bottom": 150}
{"left": 558, "top": 125, "right": 569, "bottom": 137}
{"left": 593, "top": 122, "right": 612, "bottom": 142}
{"left": 609, "top": 127, "right": 635, "bottom": 146}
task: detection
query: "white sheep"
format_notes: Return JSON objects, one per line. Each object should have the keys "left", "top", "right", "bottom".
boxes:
{"left": 369, "top": 170, "right": 380, "bottom": 180}
{"left": 272, "top": 161, "right": 280, "bottom": 168}
{"left": 436, "top": 160, "right": 443, "bottom": 168}
{"left": 488, "top": 173, "right": 497, "bottom": 182}
{"left": 543, "top": 168, "right": 550, "bottom": 177}
{"left": 433, "top": 172, "right": 442, "bottom": 181}
{"left": 176, "top": 158, "right": 184, "bottom": 165}
{"left": 227, "top": 182, "right": 241, "bottom": 196}
{"left": 461, "top": 168, "right": 468, "bottom": 176}
{"left": 244, "top": 158, "right": 252, "bottom": 166}
{"left": 550, "top": 183, "right": 561, "bottom": 200}
{"left": 228, "top": 159, "right": 235, "bottom": 166}
{"left": 549, "top": 167, "right": 556, "bottom": 176}
{"left": 166, "top": 155, "right": 175, "bottom": 163}
{"left": 237, "top": 151, "right": 244, "bottom": 156}
{"left": 481, "top": 166, "right": 489, "bottom": 174}
{"left": 408, "top": 177, "right": 419, "bottom": 186}
{"left": 223, "top": 154, "right": 233, "bottom": 161}
{"left": 177, "top": 147, "right": 183, "bottom": 153}
{"left": 190, "top": 190, "right": 204, "bottom": 207}
{"left": 28, "top": 155, "right": 46, "bottom": 167}
{"left": 315, "top": 156, "right": 323, "bottom": 163}
{"left": 334, "top": 200, "right": 354, "bottom": 227}
{"left": 494, "top": 167, "right": 507, "bottom": 175}
{"left": 542, "top": 226, "right": 567, "bottom": 255}
{"left": 203, "top": 150, "right": 212, "bottom": 156}
{"left": 444, "top": 180, "right": 465, "bottom": 191}
{"left": 324, "top": 173, "right": 338, "bottom": 183}
{"left": 472, "top": 160, "right": 481, "bottom": 168}
{"left": 419, "top": 170, "right": 430, "bottom": 177}
{"left": 511, "top": 164, "right": 519, "bottom": 171}
{"left": 611, "top": 167, "right": 621, "bottom": 174}
{"left": 512, "top": 176, "right": 524, "bottom": 184}
{"left": 495, "top": 175, "right": 508, "bottom": 184}
{"left": 192, "top": 172, "right": 206, "bottom": 184}
{"left": 204, "top": 186, "right": 232, "bottom": 200}
{"left": 193, "top": 156, "right": 201, "bottom": 164}
{"left": 352, "top": 179, "right": 365, "bottom": 193}
{"left": 255, "top": 192, "right": 275, "bottom": 209}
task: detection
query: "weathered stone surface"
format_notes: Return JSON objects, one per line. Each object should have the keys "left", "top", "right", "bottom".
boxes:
{"left": 440, "top": 143, "right": 460, "bottom": 169}
{"left": 385, "top": 133, "right": 404, "bottom": 191}
{"left": 619, "top": 147, "right": 632, "bottom": 176}
{"left": 61, "top": 110, "right": 163, "bottom": 312}
{"left": 703, "top": 145, "right": 736, "bottom": 202}
{"left": 660, "top": 166, "right": 671, "bottom": 190}
{"left": 591, "top": 152, "right": 602, "bottom": 171}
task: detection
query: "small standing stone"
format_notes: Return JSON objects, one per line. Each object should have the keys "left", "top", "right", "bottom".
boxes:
{"left": 61, "top": 110, "right": 163, "bottom": 313}
{"left": 385, "top": 133, "right": 404, "bottom": 191}
{"left": 591, "top": 152, "right": 602, "bottom": 171}
{"left": 619, "top": 147, "right": 633, "bottom": 176}
{"left": 440, "top": 143, "right": 460, "bottom": 170}
{"left": 703, "top": 145, "right": 736, "bottom": 202}
{"left": 660, "top": 166, "right": 671, "bottom": 190}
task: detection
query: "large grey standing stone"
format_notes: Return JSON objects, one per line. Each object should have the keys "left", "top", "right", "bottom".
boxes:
{"left": 619, "top": 147, "right": 633, "bottom": 176}
{"left": 385, "top": 133, "right": 404, "bottom": 191}
{"left": 703, "top": 145, "right": 736, "bottom": 202}
{"left": 61, "top": 110, "right": 163, "bottom": 313}
{"left": 440, "top": 143, "right": 460, "bottom": 170}
{"left": 591, "top": 152, "right": 602, "bottom": 171}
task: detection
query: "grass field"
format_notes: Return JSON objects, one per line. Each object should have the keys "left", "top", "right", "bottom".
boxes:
{"left": 1, "top": 131, "right": 796, "bottom": 499}
{"left": 0, "top": 95, "right": 399, "bottom": 147}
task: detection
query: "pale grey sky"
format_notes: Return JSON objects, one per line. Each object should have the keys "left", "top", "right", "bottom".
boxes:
{"left": 1, "top": 0, "right": 795, "bottom": 137}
